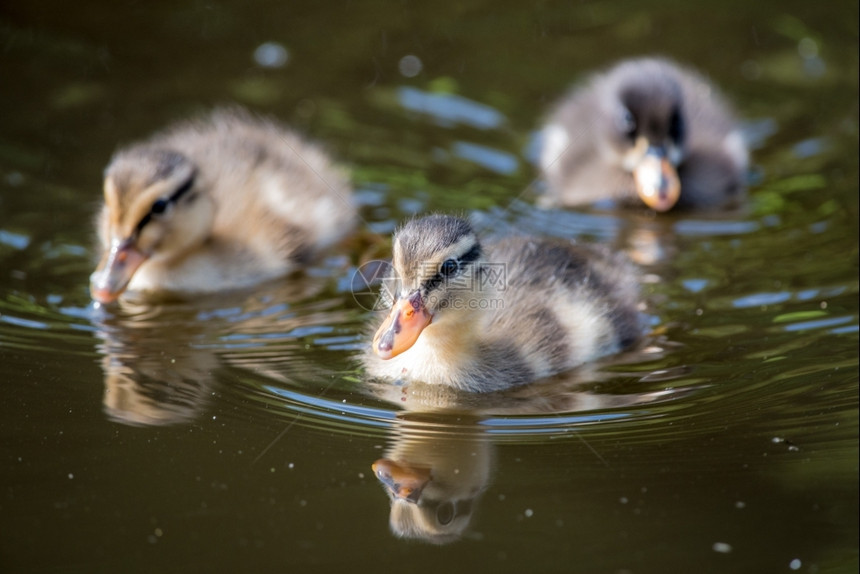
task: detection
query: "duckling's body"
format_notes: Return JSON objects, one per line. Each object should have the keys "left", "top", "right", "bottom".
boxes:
{"left": 540, "top": 58, "right": 748, "bottom": 212}
{"left": 91, "top": 108, "right": 355, "bottom": 303}
{"left": 363, "top": 215, "right": 641, "bottom": 393}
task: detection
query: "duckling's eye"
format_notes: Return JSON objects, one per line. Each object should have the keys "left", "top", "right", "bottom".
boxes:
{"left": 436, "top": 501, "right": 455, "bottom": 526}
{"left": 150, "top": 199, "right": 169, "bottom": 215}
{"left": 668, "top": 107, "right": 685, "bottom": 145}
{"left": 440, "top": 258, "right": 460, "bottom": 277}
{"left": 617, "top": 108, "right": 637, "bottom": 140}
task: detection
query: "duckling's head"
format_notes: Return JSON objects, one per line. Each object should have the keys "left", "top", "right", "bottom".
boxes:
{"left": 372, "top": 215, "right": 487, "bottom": 360}
{"left": 598, "top": 59, "right": 687, "bottom": 211}
{"left": 90, "top": 148, "right": 215, "bottom": 303}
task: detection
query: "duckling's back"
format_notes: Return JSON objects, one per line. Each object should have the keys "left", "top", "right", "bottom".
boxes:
{"left": 482, "top": 236, "right": 642, "bottom": 380}
{"left": 151, "top": 108, "right": 355, "bottom": 262}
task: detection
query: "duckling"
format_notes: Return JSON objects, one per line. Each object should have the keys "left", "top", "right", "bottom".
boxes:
{"left": 362, "top": 215, "right": 642, "bottom": 393}
{"left": 540, "top": 57, "right": 748, "bottom": 212}
{"left": 90, "top": 107, "right": 355, "bottom": 303}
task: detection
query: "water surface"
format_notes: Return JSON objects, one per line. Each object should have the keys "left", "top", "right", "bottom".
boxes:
{"left": 1, "top": 1, "right": 857, "bottom": 573}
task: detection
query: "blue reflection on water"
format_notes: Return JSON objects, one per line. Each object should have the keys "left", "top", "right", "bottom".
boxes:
{"left": 481, "top": 412, "right": 630, "bottom": 432}
{"left": 741, "top": 117, "right": 778, "bottom": 150}
{"left": 0, "top": 229, "right": 30, "bottom": 250}
{"left": 398, "top": 86, "right": 506, "bottom": 129}
{"left": 733, "top": 292, "right": 792, "bottom": 308}
{"left": 674, "top": 219, "right": 760, "bottom": 236}
{"left": 782, "top": 315, "right": 854, "bottom": 332}
{"left": 682, "top": 279, "right": 709, "bottom": 293}
{"left": 793, "top": 137, "right": 829, "bottom": 159}
{"left": 451, "top": 141, "right": 519, "bottom": 174}
{"left": 0, "top": 314, "right": 47, "bottom": 329}
{"left": 264, "top": 385, "right": 395, "bottom": 429}
{"left": 830, "top": 324, "right": 860, "bottom": 334}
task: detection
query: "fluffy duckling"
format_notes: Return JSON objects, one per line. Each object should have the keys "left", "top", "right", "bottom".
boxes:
{"left": 363, "top": 215, "right": 642, "bottom": 393}
{"left": 540, "top": 57, "right": 748, "bottom": 212}
{"left": 90, "top": 108, "right": 355, "bottom": 303}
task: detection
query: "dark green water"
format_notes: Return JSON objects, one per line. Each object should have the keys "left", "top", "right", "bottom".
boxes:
{"left": 1, "top": 1, "right": 857, "bottom": 573}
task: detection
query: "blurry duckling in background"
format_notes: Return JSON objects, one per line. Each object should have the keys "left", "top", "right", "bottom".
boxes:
{"left": 540, "top": 57, "right": 748, "bottom": 212}
{"left": 363, "top": 215, "right": 642, "bottom": 393}
{"left": 90, "top": 107, "right": 355, "bottom": 304}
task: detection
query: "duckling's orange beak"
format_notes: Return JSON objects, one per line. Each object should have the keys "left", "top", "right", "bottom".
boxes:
{"left": 90, "top": 238, "right": 148, "bottom": 304}
{"left": 372, "top": 458, "right": 432, "bottom": 503}
{"left": 372, "top": 291, "right": 432, "bottom": 359}
{"left": 633, "top": 147, "right": 681, "bottom": 212}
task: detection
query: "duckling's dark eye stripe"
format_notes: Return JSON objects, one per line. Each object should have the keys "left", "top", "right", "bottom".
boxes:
{"left": 133, "top": 174, "right": 196, "bottom": 235}
{"left": 457, "top": 243, "right": 481, "bottom": 266}
{"left": 421, "top": 243, "right": 482, "bottom": 292}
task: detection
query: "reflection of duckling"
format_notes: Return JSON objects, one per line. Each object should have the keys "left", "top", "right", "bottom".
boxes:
{"left": 90, "top": 107, "right": 355, "bottom": 303}
{"left": 366, "top": 363, "right": 696, "bottom": 543}
{"left": 363, "top": 215, "right": 642, "bottom": 392}
{"left": 372, "top": 414, "right": 492, "bottom": 544}
{"left": 540, "top": 58, "right": 748, "bottom": 212}
{"left": 100, "top": 336, "right": 217, "bottom": 427}
{"left": 94, "top": 275, "right": 345, "bottom": 426}
{"left": 95, "top": 302, "right": 219, "bottom": 426}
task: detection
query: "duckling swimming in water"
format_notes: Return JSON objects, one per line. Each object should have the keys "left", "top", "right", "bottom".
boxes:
{"left": 540, "top": 57, "right": 748, "bottom": 212}
{"left": 90, "top": 107, "right": 355, "bottom": 304}
{"left": 363, "top": 215, "right": 642, "bottom": 393}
